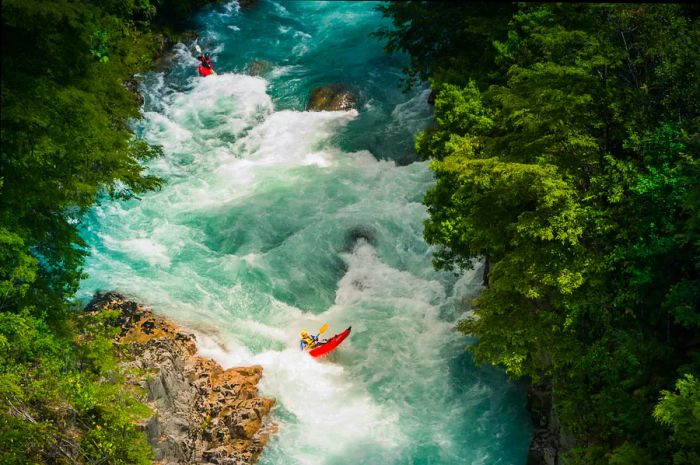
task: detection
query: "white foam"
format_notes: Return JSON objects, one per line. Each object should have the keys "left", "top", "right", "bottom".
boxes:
{"left": 79, "top": 15, "right": 528, "bottom": 461}
{"left": 270, "top": 1, "right": 290, "bottom": 17}
{"left": 267, "top": 65, "right": 304, "bottom": 79}
{"left": 197, "top": 336, "right": 407, "bottom": 464}
{"left": 102, "top": 236, "right": 171, "bottom": 268}
{"left": 223, "top": 0, "right": 240, "bottom": 15}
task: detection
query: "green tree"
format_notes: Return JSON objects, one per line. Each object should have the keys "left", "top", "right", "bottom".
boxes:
{"left": 1, "top": 0, "right": 218, "bottom": 461}
{"left": 374, "top": 1, "right": 514, "bottom": 90}
{"left": 378, "top": 3, "right": 700, "bottom": 464}
{"left": 654, "top": 374, "right": 700, "bottom": 465}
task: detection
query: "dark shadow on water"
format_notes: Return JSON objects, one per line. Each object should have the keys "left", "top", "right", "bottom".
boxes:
{"left": 447, "top": 341, "right": 533, "bottom": 461}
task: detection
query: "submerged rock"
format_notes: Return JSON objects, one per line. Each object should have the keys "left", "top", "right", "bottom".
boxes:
{"left": 246, "top": 60, "right": 271, "bottom": 77}
{"left": 306, "top": 84, "right": 358, "bottom": 111}
{"left": 86, "top": 292, "right": 276, "bottom": 465}
{"left": 344, "top": 225, "right": 377, "bottom": 251}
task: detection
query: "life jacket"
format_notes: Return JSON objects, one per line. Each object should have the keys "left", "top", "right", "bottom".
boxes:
{"left": 301, "top": 335, "right": 316, "bottom": 349}
{"left": 199, "top": 55, "right": 213, "bottom": 68}
{"left": 198, "top": 65, "right": 213, "bottom": 77}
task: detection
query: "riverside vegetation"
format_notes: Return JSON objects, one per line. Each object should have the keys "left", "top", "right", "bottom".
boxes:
{"left": 1, "top": 0, "right": 216, "bottom": 463}
{"left": 375, "top": 2, "right": 700, "bottom": 465}
{"left": 2, "top": 1, "right": 699, "bottom": 465}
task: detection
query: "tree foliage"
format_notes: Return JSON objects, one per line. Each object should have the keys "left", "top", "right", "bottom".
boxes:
{"left": 1, "top": 0, "right": 216, "bottom": 462}
{"left": 654, "top": 374, "right": 700, "bottom": 465}
{"left": 373, "top": 1, "right": 515, "bottom": 90}
{"left": 1, "top": 0, "right": 165, "bottom": 318}
{"left": 378, "top": 3, "right": 700, "bottom": 464}
{"left": 0, "top": 310, "right": 153, "bottom": 464}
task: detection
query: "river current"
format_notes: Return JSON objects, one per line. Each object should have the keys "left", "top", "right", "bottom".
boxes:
{"left": 78, "top": 1, "right": 531, "bottom": 464}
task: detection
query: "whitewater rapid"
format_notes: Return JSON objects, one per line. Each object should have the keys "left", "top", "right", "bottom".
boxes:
{"left": 79, "top": 2, "right": 531, "bottom": 464}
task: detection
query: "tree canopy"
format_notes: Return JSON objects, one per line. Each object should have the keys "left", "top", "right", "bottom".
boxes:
{"left": 1, "top": 0, "right": 214, "bottom": 462}
{"left": 377, "top": 3, "right": 700, "bottom": 464}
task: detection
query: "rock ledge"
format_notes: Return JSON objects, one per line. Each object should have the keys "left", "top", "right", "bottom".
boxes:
{"left": 86, "top": 292, "right": 276, "bottom": 465}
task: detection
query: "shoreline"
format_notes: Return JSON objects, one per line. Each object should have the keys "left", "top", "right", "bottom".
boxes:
{"left": 86, "top": 292, "right": 276, "bottom": 465}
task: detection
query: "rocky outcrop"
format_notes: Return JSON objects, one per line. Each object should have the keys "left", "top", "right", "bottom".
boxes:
{"left": 124, "top": 30, "right": 198, "bottom": 100}
{"left": 245, "top": 60, "right": 271, "bottom": 77}
{"left": 526, "top": 380, "right": 563, "bottom": 465}
{"left": 124, "top": 77, "right": 145, "bottom": 106}
{"left": 151, "top": 30, "right": 199, "bottom": 72}
{"left": 85, "top": 292, "right": 275, "bottom": 465}
{"left": 306, "top": 84, "right": 358, "bottom": 111}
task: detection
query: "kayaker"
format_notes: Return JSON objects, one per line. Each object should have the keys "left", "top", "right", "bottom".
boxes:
{"left": 198, "top": 52, "right": 214, "bottom": 77}
{"left": 199, "top": 52, "right": 213, "bottom": 69}
{"left": 299, "top": 331, "right": 318, "bottom": 351}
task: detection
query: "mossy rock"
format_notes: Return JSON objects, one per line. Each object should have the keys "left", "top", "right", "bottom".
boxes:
{"left": 306, "top": 84, "right": 358, "bottom": 111}
{"left": 246, "top": 60, "right": 272, "bottom": 76}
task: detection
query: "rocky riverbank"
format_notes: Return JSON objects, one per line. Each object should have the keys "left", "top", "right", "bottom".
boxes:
{"left": 85, "top": 292, "right": 276, "bottom": 465}
{"left": 526, "top": 381, "right": 560, "bottom": 465}
{"left": 526, "top": 379, "right": 576, "bottom": 465}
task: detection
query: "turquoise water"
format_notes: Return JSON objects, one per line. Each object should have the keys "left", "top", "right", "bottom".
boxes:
{"left": 78, "top": 1, "right": 531, "bottom": 464}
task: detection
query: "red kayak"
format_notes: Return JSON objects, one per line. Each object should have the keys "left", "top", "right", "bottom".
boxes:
{"left": 308, "top": 327, "right": 352, "bottom": 358}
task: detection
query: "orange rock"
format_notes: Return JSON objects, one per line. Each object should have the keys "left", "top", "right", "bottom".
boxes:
{"left": 85, "top": 292, "right": 276, "bottom": 465}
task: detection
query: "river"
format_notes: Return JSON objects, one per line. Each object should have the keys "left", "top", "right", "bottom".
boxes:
{"left": 78, "top": 1, "right": 531, "bottom": 464}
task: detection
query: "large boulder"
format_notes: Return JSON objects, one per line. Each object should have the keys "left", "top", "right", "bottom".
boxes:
{"left": 306, "top": 84, "right": 358, "bottom": 111}
{"left": 85, "top": 292, "right": 276, "bottom": 465}
{"left": 245, "top": 60, "right": 271, "bottom": 77}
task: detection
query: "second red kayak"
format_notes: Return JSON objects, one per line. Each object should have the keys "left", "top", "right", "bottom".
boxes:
{"left": 308, "top": 326, "right": 352, "bottom": 358}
